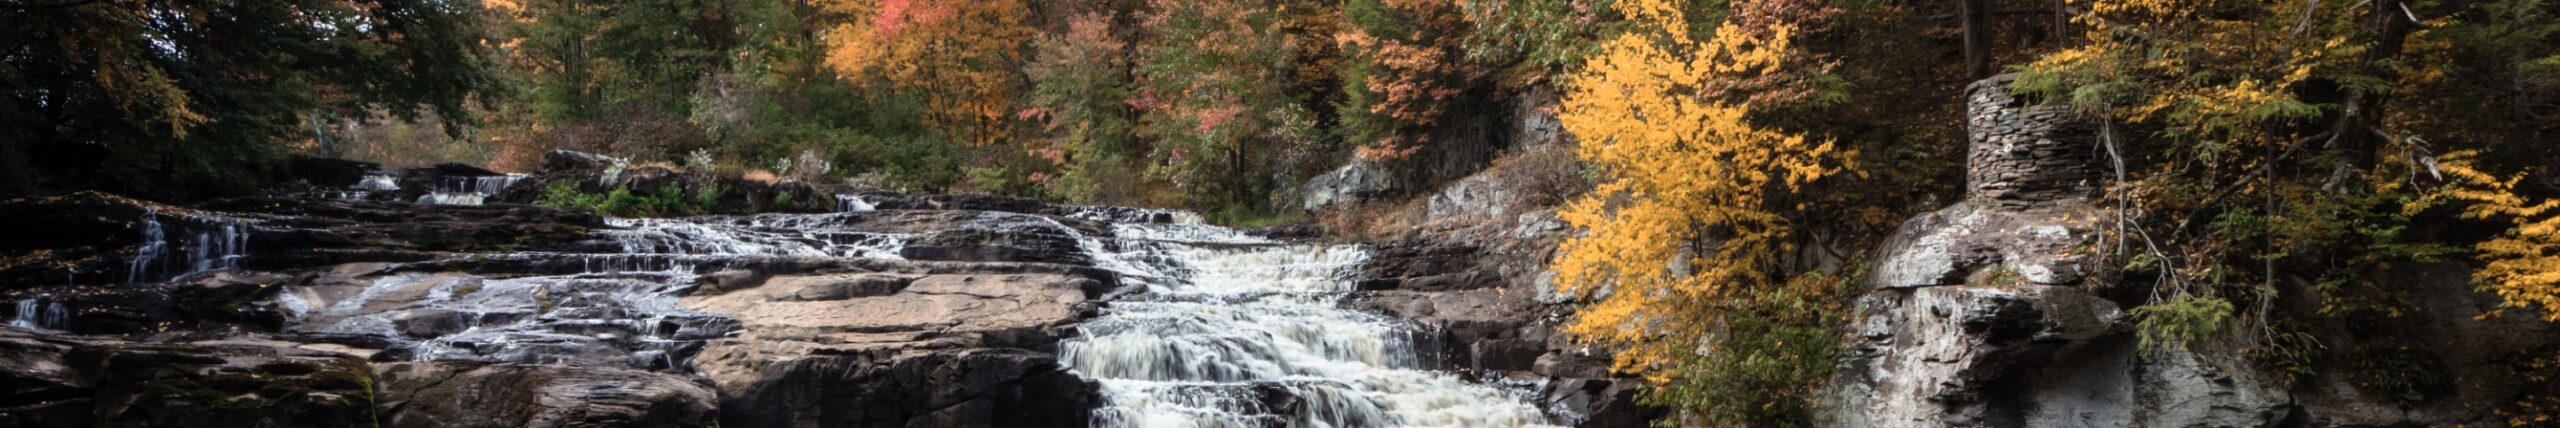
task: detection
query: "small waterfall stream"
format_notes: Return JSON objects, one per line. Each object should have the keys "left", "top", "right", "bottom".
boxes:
{"left": 8, "top": 296, "right": 67, "bottom": 330}
{"left": 1061, "top": 220, "right": 1557, "bottom": 427}
{"left": 126, "top": 212, "right": 253, "bottom": 284}
{"left": 419, "top": 174, "right": 527, "bottom": 205}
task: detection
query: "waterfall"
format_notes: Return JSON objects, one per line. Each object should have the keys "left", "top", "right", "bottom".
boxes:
{"left": 264, "top": 197, "right": 1557, "bottom": 422}
{"left": 420, "top": 174, "right": 527, "bottom": 205}
{"left": 7, "top": 296, "right": 68, "bottom": 330}
{"left": 1060, "top": 220, "right": 1558, "bottom": 427}
{"left": 356, "top": 174, "right": 401, "bottom": 191}
{"left": 836, "top": 194, "right": 876, "bottom": 212}
{"left": 1052, "top": 205, "right": 1207, "bottom": 225}
{"left": 290, "top": 261, "right": 730, "bottom": 370}
{"left": 128, "top": 214, "right": 166, "bottom": 283}
{"left": 126, "top": 212, "right": 252, "bottom": 284}
{"left": 598, "top": 215, "right": 909, "bottom": 259}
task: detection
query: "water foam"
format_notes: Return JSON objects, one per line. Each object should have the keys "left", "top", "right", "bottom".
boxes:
{"left": 1062, "top": 220, "right": 1558, "bottom": 427}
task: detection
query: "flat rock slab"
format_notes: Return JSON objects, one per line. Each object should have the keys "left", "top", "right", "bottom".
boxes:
{"left": 373, "top": 361, "right": 719, "bottom": 428}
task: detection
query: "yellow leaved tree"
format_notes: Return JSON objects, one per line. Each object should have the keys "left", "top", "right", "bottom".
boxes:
{"left": 1551, "top": 0, "right": 1842, "bottom": 386}
{"left": 2424, "top": 152, "right": 2560, "bottom": 321}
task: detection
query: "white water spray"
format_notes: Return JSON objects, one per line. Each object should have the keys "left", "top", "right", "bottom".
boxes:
{"left": 127, "top": 212, "right": 252, "bottom": 284}
{"left": 420, "top": 174, "right": 527, "bottom": 205}
{"left": 1060, "top": 219, "right": 1557, "bottom": 427}
{"left": 8, "top": 297, "right": 68, "bottom": 330}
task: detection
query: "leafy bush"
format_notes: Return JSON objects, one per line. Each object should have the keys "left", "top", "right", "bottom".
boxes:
{"left": 1641, "top": 269, "right": 1856, "bottom": 427}
{"left": 2130, "top": 294, "right": 2238, "bottom": 353}
{"left": 538, "top": 181, "right": 728, "bottom": 217}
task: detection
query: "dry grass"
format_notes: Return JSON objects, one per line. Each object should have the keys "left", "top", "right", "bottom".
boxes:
{"left": 1480, "top": 143, "right": 1588, "bottom": 211}
{"left": 740, "top": 169, "right": 779, "bottom": 184}
{"left": 1317, "top": 196, "right": 1430, "bottom": 241}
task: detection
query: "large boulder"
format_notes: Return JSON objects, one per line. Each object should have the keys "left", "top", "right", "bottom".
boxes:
{"left": 1303, "top": 159, "right": 1397, "bottom": 212}
{"left": 685, "top": 271, "right": 1107, "bottom": 427}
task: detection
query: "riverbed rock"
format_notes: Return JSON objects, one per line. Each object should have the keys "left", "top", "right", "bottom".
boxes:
{"left": 1304, "top": 159, "right": 1397, "bottom": 212}
{"left": 686, "top": 271, "right": 1106, "bottom": 427}
{"left": 373, "top": 361, "right": 719, "bottom": 428}
{"left": 0, "top": 331, "right": 380, "bottom": 428}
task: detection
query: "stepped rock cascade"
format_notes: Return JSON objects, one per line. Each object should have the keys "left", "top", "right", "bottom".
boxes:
{"left": 836, "top": 194, "right": 877, "bottom": 212}
{"left": 282, "top": 212, "right": 926, "bottom": 370}
{"left": 1061, "top": 220, "right": 1560, "bottom": 427}
{"left": 125, "top": 212, "right": 253, "bottom": 284}
{"left": 598, "top": 216, "right": 912, "bottom": 259}
{"left": 2, "top": 182, "right": 1593, "bottom": 427}
{"left": 419, "top": 174, "right": 527, "bottom": 205}
{"left": 8, "top": 296, "right": 67, "bottom": 330}
{"left": 356, "top": 174, "right": 402, "bottom": 191}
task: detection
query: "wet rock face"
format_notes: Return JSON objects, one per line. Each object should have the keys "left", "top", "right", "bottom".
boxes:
{"left": 0, "top": 331, "right": 380, "bottom": 428}
{"left": 373, "top": 362, "right": 719, "bottom": 428}
{"left": 709, "top": 349, "right": 1097, "bottom": 428}
{"left": 0, "top": 192, "right": 605, "bottom": 286}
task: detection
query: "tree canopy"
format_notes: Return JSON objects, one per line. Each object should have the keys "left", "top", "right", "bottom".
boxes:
{"left": 2, "top": 0, "right": 497, "bottom": 198}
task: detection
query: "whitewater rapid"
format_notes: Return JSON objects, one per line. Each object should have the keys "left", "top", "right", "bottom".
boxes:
{"left": 1061, "top": 220, "right": 1558, "bottom": 427}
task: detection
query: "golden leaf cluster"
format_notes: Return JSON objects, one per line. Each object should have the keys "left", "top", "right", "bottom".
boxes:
{"left": 1552, "top": 0, "right": 1840, "bottom": 382}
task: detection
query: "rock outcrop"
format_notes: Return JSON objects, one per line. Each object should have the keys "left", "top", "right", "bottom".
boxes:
{"left": 1341, "top": 140, "right": 1658, "bottom": 427}
{"left": 1819, "top": 74, "right": 2560, "bottom": 427}
{"left": 686, "top": 270, "right": 1104, "bottom": 428}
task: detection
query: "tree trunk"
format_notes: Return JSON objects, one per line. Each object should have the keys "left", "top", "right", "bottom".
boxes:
{"left": 1961, "top": 0, "right": 1994, "bottom": 79}
{"left": 2334, "top": 0, "right": 2418, "bottom": 167}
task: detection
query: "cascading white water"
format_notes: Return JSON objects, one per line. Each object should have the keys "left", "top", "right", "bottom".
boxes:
{"left": 289, "top": 255, "right": 731, "bottom": 370}
{"left": 836, "top": 194, "right": 877, "bottom": 212}
{"left": 1060, "top": 221, "right": 1558, "bottom": 428}
{"left": 419, "top": 174, "right": 527, "bottom": 205}
{"left": 287, "top": 212, "right": 913, "bottom": 370}
{"left": 1053, "top": 205, "right": 1208, "bottom": 225}
{"left": 127, "top": 212, "right": 252, "bottom": 284}
{"left": 599, "top": 215, "right": 910, "bottom": 259}
{"left": 8, "top": 297, "right": 68, "bottom": 330}
{"left": 356, "top": 174, "right": 402, "bottom": 191}
{"left": 189, "top": 220, "right": 249, "bottom": 273}
{"left": 129, "top": 214, "right": 167, "bottom": 284}
{"left": 264, "top": 194, "right": 1555, "bottom": 423}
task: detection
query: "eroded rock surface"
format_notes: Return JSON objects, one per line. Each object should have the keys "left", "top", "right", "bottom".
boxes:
{"left": 1341, "top": 142, "right": 1660, "bottom": 427}
{"left": 374, "top": 361, "right": 720, "bottom": 428}
{"left": 1820, "top": 74, "right": 2560, "bottom": 428}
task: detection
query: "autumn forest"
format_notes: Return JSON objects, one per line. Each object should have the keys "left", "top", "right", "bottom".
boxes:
{"left": 6, "top": 0, "right": 2560, "bottom": 425}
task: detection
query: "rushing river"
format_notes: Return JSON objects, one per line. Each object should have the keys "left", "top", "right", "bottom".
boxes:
{"left": 1060, "top": 219, "right": 1557, "bottom": 427}
{"left": 108, "top": 187, "right": 1555, "bottom": 427}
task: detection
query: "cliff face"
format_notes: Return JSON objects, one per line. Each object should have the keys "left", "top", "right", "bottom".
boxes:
{"left": 1820, "top": 75, "right": 2560, "bottom": 427}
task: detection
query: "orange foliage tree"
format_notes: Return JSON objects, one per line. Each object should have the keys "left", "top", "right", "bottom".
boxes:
{"left": 820, "top": 0, "right": 1032, "bottom": 149}
{"left": 1339, "top": 0, "right": 1477, "bottom": 160}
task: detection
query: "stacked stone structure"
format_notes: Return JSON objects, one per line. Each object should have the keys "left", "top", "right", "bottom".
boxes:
{"left": 1964, "top": 73, "right": 2103, "bottom": 207}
